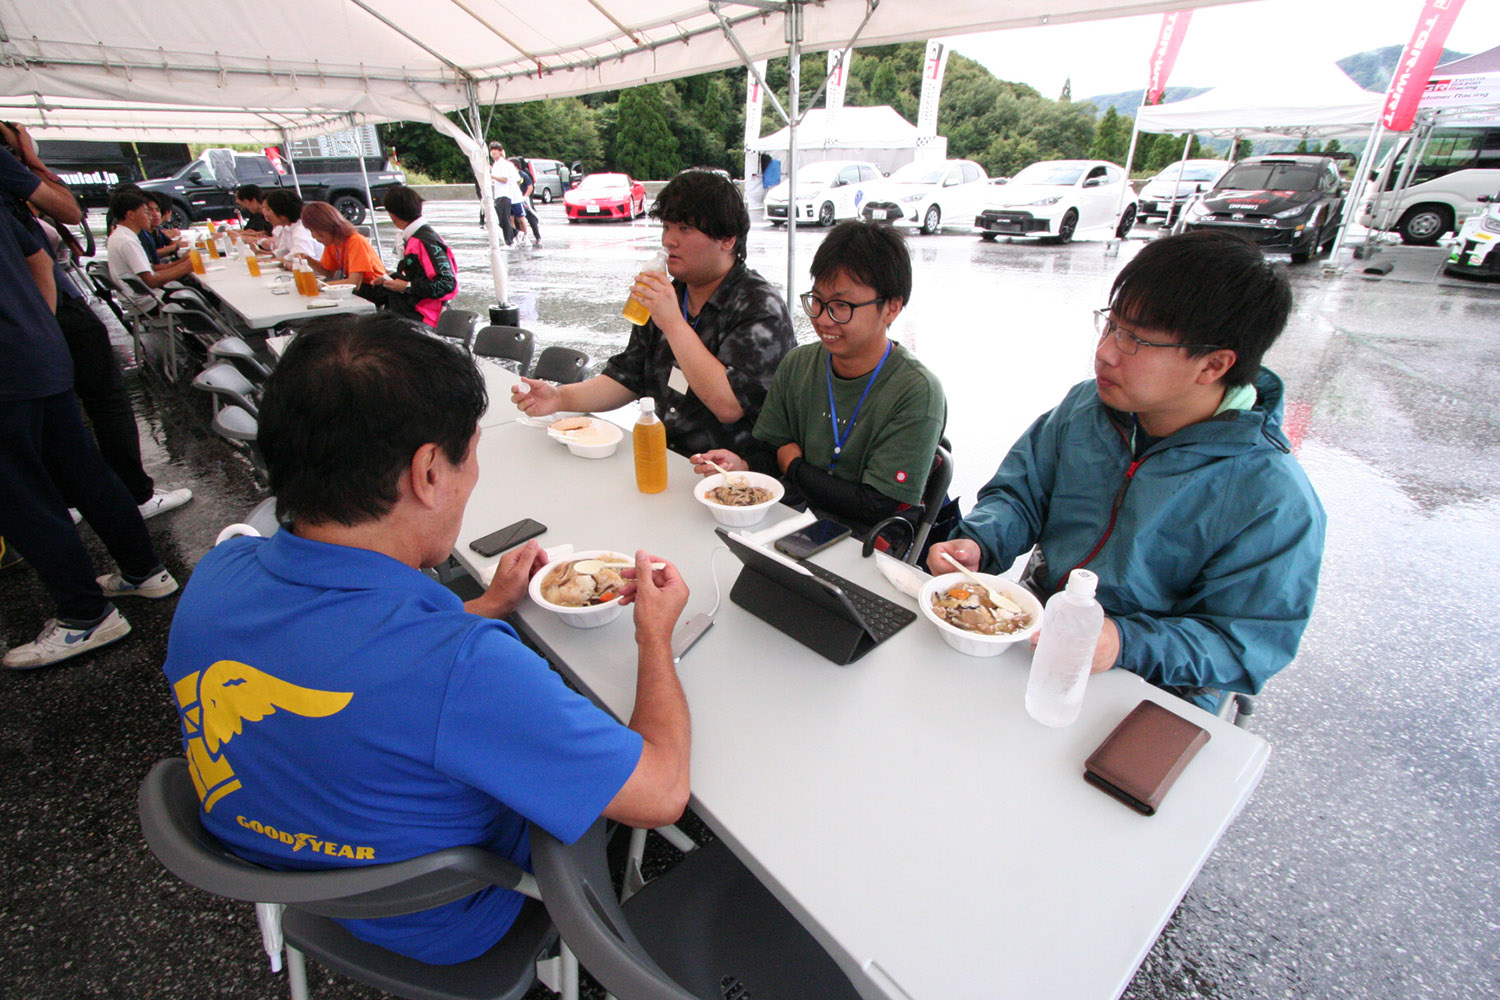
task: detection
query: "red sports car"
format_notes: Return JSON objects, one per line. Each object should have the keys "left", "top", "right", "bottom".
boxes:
{"left": 563, "top": 173, "right": 647, "bottom": 222}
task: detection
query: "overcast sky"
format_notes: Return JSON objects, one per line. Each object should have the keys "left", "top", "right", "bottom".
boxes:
{"left": 942, "top": 0, "right": 1500, "bottom": 100}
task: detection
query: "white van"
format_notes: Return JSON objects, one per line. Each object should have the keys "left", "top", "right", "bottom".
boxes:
{"left": 1360, "top": 126, "right": 1500, "bottom": 245}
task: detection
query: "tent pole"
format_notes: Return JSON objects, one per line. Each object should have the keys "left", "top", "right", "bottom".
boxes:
{"left": 1119, "top": 114, "right": 1142, "bottom": 227}
{"left": 1379, "top": 120, "right": 1433, "bottom": 236}
{"left": 353, "top": 125, "right": 385, "bottom": 258}
{"left": 280, "top": 129, "right": 303, "bottom": 197}
{"left": 1329, "top": 118, "right": 1384, "bottom": 262}
{"left": 1165, "top": 131, "right": 1192, "bottom": 227}
{"left": 785, "top": 1, "right": 802, "bottom": 305}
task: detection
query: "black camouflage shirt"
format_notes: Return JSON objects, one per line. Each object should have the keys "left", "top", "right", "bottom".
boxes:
{"left": 603, "top": 261, "right": 794, "bottom": 474}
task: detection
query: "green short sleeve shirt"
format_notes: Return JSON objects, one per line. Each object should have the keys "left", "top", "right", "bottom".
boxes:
{"left": 753, "top": 341, "right": 946, "bottom": 506}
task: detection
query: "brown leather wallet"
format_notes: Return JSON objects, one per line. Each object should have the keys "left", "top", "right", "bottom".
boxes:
{"left": 1084, "top": 700, "right": 1210, "bottom": 816}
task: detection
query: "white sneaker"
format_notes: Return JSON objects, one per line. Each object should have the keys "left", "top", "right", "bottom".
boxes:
{"left": 97, "top": 568, "right": 180, "bottom": 599}
{"left": 3, "top": 610, "right": 132, "bottom": 670}
{"left": 139, "top": 488, "right": 193, "bottom": 520}
{"left": 69, "top": 508, "right": 82, "bottom": 524}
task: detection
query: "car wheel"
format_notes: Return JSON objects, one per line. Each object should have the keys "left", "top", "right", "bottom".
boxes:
{"left": 979, "top": 232, "right": 998, "bottom": 242}
{"left": 1055, "top": 209, "right": 1078, "bottom": 245}
{"left": 167, "top": 202, "right": 192, "bottom": 230}
{"left": 921, "top": 205, "right": 941, "bottom": 235}
{"left": 818, "top": 202, "right": 836, "bottom": 227}
{"left": 541, "top": 188, "right": 553, "bottom": 204}
{"left": 1397, "top": 204, "right": 1451, "bottom": 246}
{"left": 1115, "top": 204, "right": 1137, "bottom": 239}
{"left": 333, "top": 194, "right": 367, "bottom": 226}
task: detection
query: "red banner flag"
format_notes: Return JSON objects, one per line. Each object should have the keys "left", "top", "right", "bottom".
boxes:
{"left": 1382, "top": 0, "right": 1467, "bottom": 131}
{"left": 1146, "top": 10, "right": 1193, "bottom": 106}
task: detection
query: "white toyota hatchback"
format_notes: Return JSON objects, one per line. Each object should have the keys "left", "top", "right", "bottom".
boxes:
{"left": 764, "top": 160, "right": 884, "bottom": 227}
{"left": 859, "top": 159, "right": 990, "bottom": 234}
{"left": 974, "top": 160, "right": 1138, "bottom": 243}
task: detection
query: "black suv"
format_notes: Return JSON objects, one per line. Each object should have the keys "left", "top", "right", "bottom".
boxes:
{"left": 1179, "top": 154, "right": 1349, "bottom": 263}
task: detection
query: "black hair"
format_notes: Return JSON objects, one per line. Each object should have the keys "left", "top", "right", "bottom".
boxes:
{"left": 108, "top": 189, "right": 150, "bottom": 219}
{"left": 648, "top": 170, "right": 750, "bottom": 262}
{"left": 235, "top": 184, "right": 264, "bottom": 202}
{"left": 809, "top": 220, "right": 912, "bottom": 307}
{"left": 147, "top": 189, "right": 173, "bottom": 212}
{"left": 382, "top": 184, "right": 423, "bottom": 222}
{"left": 263, "top": 188, "right": 304, "bottom": 222}
{"left": 1108, "top": 230, "right": 1292, "bottom": 387}
{"left": 258, "top": 314, "right": 487, "bottom": 526}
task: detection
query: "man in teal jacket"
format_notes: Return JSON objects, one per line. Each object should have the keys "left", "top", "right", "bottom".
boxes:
{"left": 929, "top": 231, "right": 1325, "bottom": 711}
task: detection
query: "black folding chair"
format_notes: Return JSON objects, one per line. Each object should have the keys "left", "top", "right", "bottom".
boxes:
{"left": 471, "top": 326, "right": 535, "bottom": 377}
{"left": 530, "top": 346, "right": 589, "bottom": 385}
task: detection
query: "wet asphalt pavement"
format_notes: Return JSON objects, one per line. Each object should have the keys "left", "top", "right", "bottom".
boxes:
{"left": 2, "top": 200, "right": 1497, "bottom": 999}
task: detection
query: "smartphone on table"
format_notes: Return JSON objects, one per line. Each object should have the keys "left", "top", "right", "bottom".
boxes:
{"left": 469, "top": 518, "right": 547, "bottom": 557}
{"left": 773, "top": 518, "right": 853, "bottom": 560}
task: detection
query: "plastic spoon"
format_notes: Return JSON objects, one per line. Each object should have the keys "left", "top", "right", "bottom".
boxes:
{"left": 703, "top": 458, "right": 747, "bottom": 488}
{"left": 940, "top": 551, "right": 1023, "bottom": 614}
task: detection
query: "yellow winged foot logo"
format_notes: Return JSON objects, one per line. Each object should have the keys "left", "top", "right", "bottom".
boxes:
{"left": 173, "top": 660, "right": 352, "bottom": 812}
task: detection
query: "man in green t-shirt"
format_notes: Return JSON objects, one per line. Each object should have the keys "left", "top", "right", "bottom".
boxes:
{"left": 691, "top": 220, "right": 946, "bottom": 534}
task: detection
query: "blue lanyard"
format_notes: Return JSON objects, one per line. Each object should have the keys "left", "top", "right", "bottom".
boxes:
{"left": 826, "top": 341, "right": 892, "bottom": 467}
{"left": 681, "top": 287, "right": 703, "bottom": 332}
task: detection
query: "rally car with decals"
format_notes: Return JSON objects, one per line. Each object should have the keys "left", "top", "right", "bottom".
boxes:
{"left": 1444, "top": 192, "right": 1500, "bottom": 281}
{"left": 1179, "top": 154, "right": 1351, "bottom": 264}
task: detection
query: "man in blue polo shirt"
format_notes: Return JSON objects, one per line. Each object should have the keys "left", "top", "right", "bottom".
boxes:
{"left": 162, "top": 314, "right": 692, "bottom": 964}
{"left": 0, "top": 124, "right": 179, "bottom": 671}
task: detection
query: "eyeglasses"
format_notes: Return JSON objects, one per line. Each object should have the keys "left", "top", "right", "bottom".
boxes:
{"left": 1093, "top": 308, "right": 1223, "bottom": 356}
{"left": 800, "top": 292, "right": 885, "bottom": 325}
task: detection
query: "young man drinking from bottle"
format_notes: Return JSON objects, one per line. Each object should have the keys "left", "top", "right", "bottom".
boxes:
{"left": 927, "top": 231, "right": 1326, "bottom": 713}
{"left": 510, "top": 170, "right": 794, "bottom": 473}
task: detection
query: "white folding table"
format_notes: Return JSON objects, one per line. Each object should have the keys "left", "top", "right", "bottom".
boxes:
{"left": 455, "top": 419, "right": 1270, "bottom": 1000}
{"left": 193, "top": 262, "right": 375, "bottom": 329}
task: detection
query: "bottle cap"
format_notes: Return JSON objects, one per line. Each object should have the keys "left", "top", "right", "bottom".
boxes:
{"left": 639, "top": 397, "right": 656, "bottom": 416}
{"left": 1065, "top": 569, "right": 1098, "bottom": 599}
{"left": 648, "top": 249, "right": 669, "bottom": 270}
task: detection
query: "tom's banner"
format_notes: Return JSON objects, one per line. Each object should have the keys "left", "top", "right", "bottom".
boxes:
{"left": 1146, "top": 10, "right": 1193, "bottom": 106}
{"left": 1383, "top": 0, "right": 1467, "bottom": 131}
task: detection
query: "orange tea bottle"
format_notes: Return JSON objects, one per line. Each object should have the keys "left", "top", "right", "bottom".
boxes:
{"left": 246, "top": 253, "right": 261, "bottom": 277}
{"left": 633, "top": 397, "right": 668, "bottom": 494}
{"left": 189, "top": 248, "right": 205, "bottom": 275}
{"left": 622, "top": 249, "right": 668, "bottom": 326}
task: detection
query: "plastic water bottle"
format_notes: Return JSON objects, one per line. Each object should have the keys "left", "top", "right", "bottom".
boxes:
{"left": 633, "top": 397, "right": 668, "bottom": 494}
{"left": 1025, "top": 569, "right": 1104, "bottom": 728}
{"left": 622, "top": 249, "right": 669, "bottom": 326}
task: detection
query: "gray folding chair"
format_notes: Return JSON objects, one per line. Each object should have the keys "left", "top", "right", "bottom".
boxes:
{"left": 531, "top": 819, "right": 862, "bottom": 1000}
{"left": 211, "top": 404, "right": 268, "bottom": 481}
{"left": 138, "top": 759, "right": 572, "bottom": 1000}
{"left": 863, "top": 438, "right": 955, "bottom": 565}
{"left": 194, "top": 361, "right": 261, "bottom": 416}
{"left": 434, "top": 309, "right": 479, "bottom": 352}
{"left": 209, "top": 335, "right": 275, "bottom": 379}
{"left": 471, "top": 326, "right": 535, "bottom": 377}
{"left": 529, "top": 347, "right": 589, "bottom": 385}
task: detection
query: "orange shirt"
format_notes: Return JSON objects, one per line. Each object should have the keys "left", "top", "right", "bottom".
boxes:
{"left": 320, "top": 233, "right": 386, "bottom": 284}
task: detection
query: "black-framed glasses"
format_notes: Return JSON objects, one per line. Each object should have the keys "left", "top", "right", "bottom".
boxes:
{"left": 1093, "top": 308, "right": 1224, "bottom": 356}
{"left": 801, "top": 292, "right": 885, "bottom": 325}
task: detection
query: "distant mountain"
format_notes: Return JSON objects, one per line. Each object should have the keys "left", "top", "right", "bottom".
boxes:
{"left": 1080, "top": 45, "right": 1472, "bottom": 119}
{"left": 1078, "top": 87, "right": 1210, "bottom": 118}
{"left": 1337, "top": 45, "right": 1468, "bottom": 91}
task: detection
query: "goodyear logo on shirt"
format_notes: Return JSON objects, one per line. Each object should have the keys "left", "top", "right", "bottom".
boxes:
{"left": 234, "top": 815, "right": 375, "bottom": 860}
{"left": 172, "top": 660, "right": 353, "bottom": 814}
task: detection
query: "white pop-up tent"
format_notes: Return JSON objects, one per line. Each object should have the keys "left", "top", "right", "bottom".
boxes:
{"left": 0, "top": 0, "right": 1258, "bottom": 302}
{"left": 1133, "top": 61, "right": 1382, "bottom": 140}
{"left": 748, "top": 105, "right": 934, "bottom": 174}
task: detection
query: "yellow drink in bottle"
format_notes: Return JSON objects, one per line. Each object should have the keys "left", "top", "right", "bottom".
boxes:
{"left": 246, "top": 254, "right": 261, "bottom": 277}
{"left": 621, "top": 249, "right": 669, "bottom": 326}
{"left": 189, "top": 249, "right": 205, "bottom": 274}
{"left": 206, "top": 237, "right": 220, "bottom": 259}
{"left": 633, "top": 398, "right": 668, "bottom": 494}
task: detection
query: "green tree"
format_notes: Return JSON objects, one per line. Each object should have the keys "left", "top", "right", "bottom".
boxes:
{"left": 1233, "top": 138, "right": 1254, "bottom": 160}
{"left": 1058, "top": 77, "right": 1072, "bottom": 103}
{"left": 1324, "top": 138, "right": 1342, "bottom": 155}
{"left": 611, "top": 85, "right": 680, "bottom": 179}
{"left": 1088, "top": 106, "right": 1129, "bottom": 164}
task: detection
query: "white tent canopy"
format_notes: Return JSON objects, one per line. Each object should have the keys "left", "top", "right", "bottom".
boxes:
{"left": 1, "top": 0, "right": 1256, "bottom": 142}
{"left": 1418, "top": 44, "right": 1500, "bottom": 127}
{"left": 748, "top": 105, "right": 934, "bottom": 173}
{"left": 1134, "top": 62, "right": 1382, "bottom": 140}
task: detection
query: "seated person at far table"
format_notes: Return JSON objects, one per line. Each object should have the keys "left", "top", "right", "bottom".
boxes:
{"left": 512, "top": 169, "right": 795, "bottom": 473}
{"left": 233, "top": 183, "right": 274, "bottom": 237}
{"left": 691, "top": 220, "right": 947, "bottom": 537}
{"left": 368, "top": 184, "right": 458, "bottom": 328}
{"left": 141, "top": 192, "right": 186, "bottom": 263}
{"left": 105, "top": 189, "right": 193, "bottom": 314}
{"left": 161, "top": 314, "right": 693, "bottom": 965}
{"left": 928, "top": 231, "right": 1326, "bottom": 713}
{"left": 293, "top": 199, "right": 385, "bottom": 290}
{"left": 257, "top": 188, "right": 323, "bottom": 260}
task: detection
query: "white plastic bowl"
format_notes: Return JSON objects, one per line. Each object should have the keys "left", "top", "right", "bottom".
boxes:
{"left": 527, "top": 549, "right": 633, "bottom": 628}
{"left": 918, "top": 571, "right": 1043, "bottom": 657}
{"left": 694, "top": 472, "right": 785, "bottom": 527}
{"left": 546, "top": 417, "right": 623, "bottom": 459}
{"left": 323, "top": 283, "right": 358, "bottom": 299}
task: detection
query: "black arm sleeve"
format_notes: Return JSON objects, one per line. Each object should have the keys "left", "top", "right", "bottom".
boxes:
{"left": 786, "top": 458, "right": 903, "bottom": 529}
{"left": 403, "top": 233, "right": 457, "bottom": 301}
